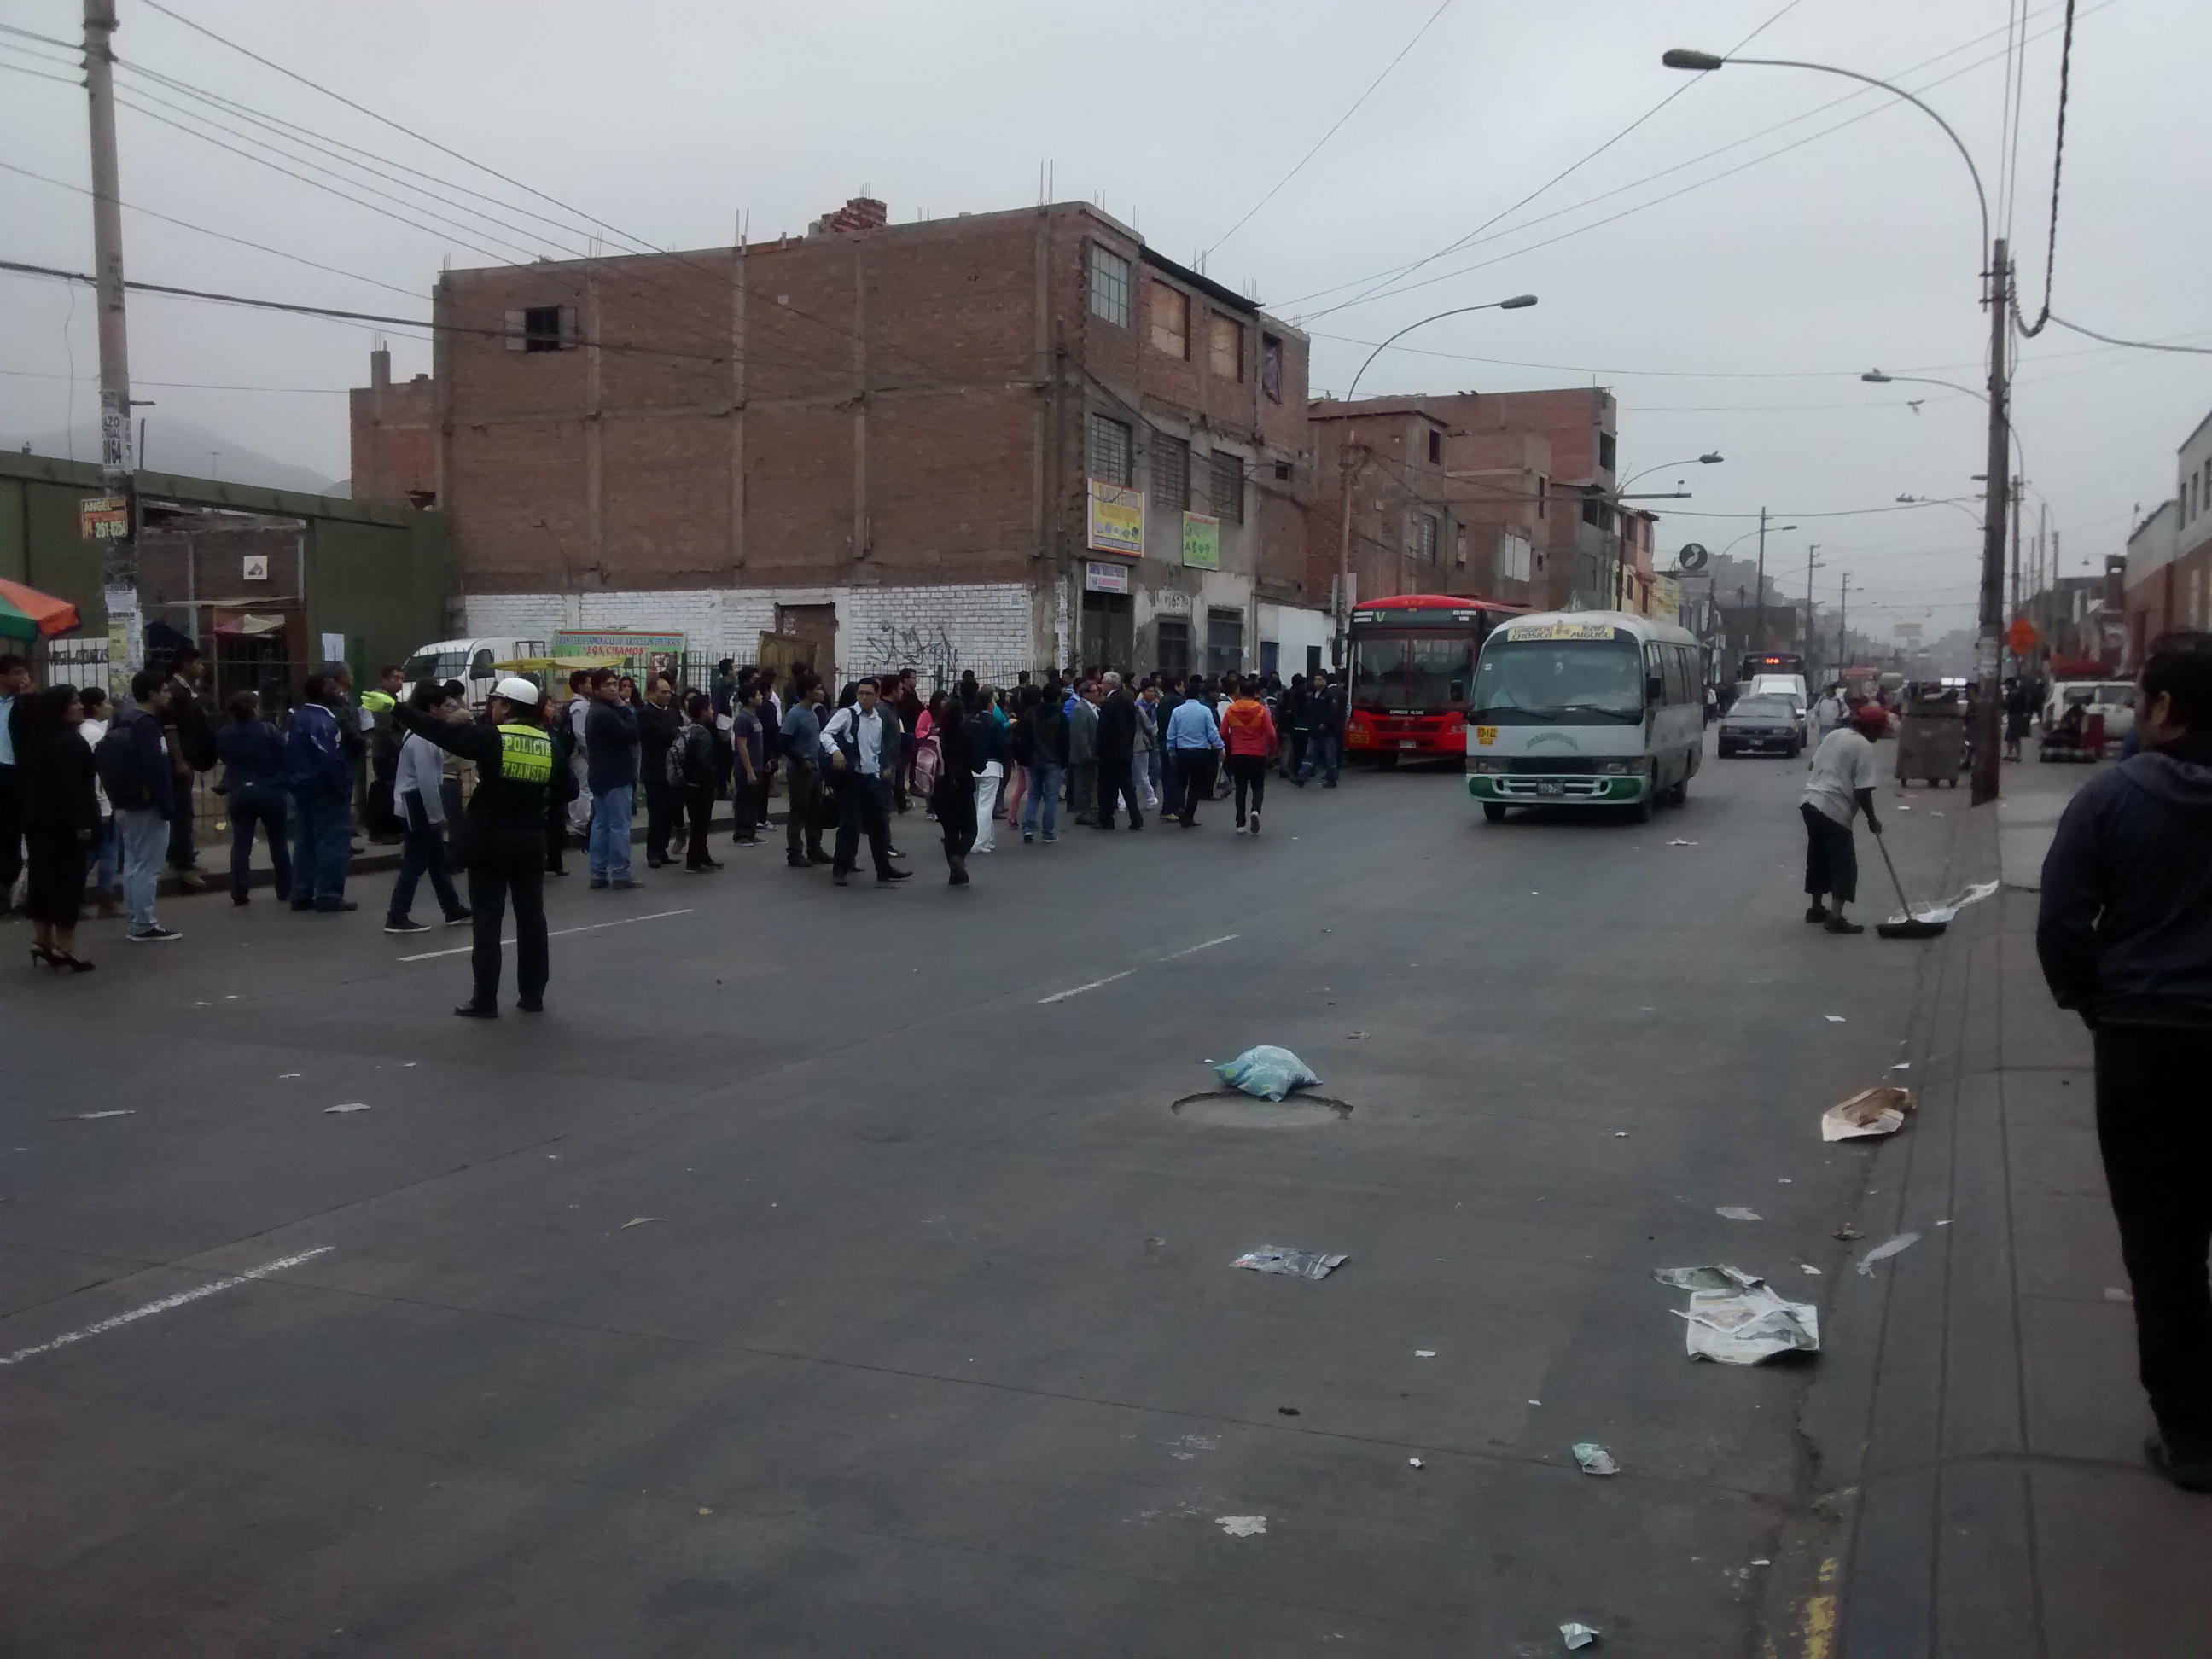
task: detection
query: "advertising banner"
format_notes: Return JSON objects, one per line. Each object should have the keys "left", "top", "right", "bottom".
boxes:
{"left": 552, "top": 629, "right": 686, "bottom": 660}
{"left": 1083, "top": 560, "right": 1130, "bottom": 595}
{"left": 79, "top": 497, "right": 130, "bottom": 540}
{"left": 1180, "top": 511, "right": 1220, "bottom": 571}
{"left": 1086, "top": 480, "right": 1144, "bottom": 556}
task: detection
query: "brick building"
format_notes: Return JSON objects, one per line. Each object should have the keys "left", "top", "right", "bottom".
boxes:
{"left": 2122, "top": 403, "right": 2212, "bottom": 665}
{"left": 1305, "top": 386, "right": 1627, "bottom": 617}
{"left": 348, "top": 347, "right": 436, "bottom": 505}
{"left": 375, "top": 196, "right": 1323, "bottom": 686}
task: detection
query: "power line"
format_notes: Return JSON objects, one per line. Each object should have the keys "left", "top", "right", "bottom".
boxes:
{"left": 0, "top": 20, "right": 77, "bottom": 52}
{"left": 1202, "top": 0, "right": 1456, "bottom": 260}
{"left": 0, "top": 365, "right": 349, "bottom": 394}
{"left": 2015, "top": 0, "right": 2077, "bottom": 338}
{"left": 2044, "top": 315, "right": 2212, "bottom": 357}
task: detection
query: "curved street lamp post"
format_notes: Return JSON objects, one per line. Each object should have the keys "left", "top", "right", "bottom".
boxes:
{"left": 1665, "top": 47, "right": 2011, "bottom": 803}
{"left": 1331, "top": 295, "right": 1538, "bottom": 666}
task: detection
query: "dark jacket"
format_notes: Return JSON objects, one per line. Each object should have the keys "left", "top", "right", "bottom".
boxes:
{"left": 1027, "top": 701, "right": 1069, "bottom": 767}
{"left": 781, "top": 701, "right": 823, "bottom": 772}
{"left": 217, "top": 718, "right": 288, "bottom": 802}
{"left": 392, "top": 703, "right": 550, "bottom": 852}
{"left": 585, "top": 699, "right": 639, "bottom": 793}
{"left": 20, "top": 717, "right": 99, "bottom": 834}
{"left": 678, "top": 721, "right": 719, "bottom": 791}
{"left": 112, "top": 703, "right": 176, "bottom": 819}
{"left": 1096, "top": 690, "right": 1138, "bottom": 763}
{"left": 929, "top": 710, "right": 984, "bottom": 806}
{"left": 970, "top": 708, "right": 1010, "bottom": 768}
{"left": 636, "top": 700, "right": 682, "bottom": 779}
{"left": 2038, "top": 732, "right": 2212, "bottom": 1028}
{"left": 282, "top": 701, "right": 352, "bottom": 800}
{"left": 163, "top": 675, "right": 217, "bottom": 772}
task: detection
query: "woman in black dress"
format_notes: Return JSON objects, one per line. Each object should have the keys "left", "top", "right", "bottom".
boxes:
{"left": 19, "top": 683, "right": 100, "bottom": 971}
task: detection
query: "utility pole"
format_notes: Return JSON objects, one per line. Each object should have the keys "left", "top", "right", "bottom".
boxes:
{"left": 1332, "top": 435, "right": 1365, "bottom": 672}
{"left": 1970, "top": 238, "right": 2010, "bottom": 805}
{"left": 1803, "top": 542, "right": 1819, "bottom": 680}
{"left": 1753, "top": 507, "right": 1770, "bottom": 651}
{"left": 2008, "top": 476, "right": 2023, "bottom": 669}
{"left": 84, "top": 0, "right": 140, "bottom": 690}
{"left": 1838, "top": 573, "right": 1850, "bottom": 679}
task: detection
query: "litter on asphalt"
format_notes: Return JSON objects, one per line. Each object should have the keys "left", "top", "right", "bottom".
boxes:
{"left": 1233, "top": 1247, "right": 1348, "bottom": 1280}
{"left": 1821, "top": 1086, "right": 1915, "bottom": 1141}
{"left": 1571, "top": 1441, "right": 1619, "bottom": 1476}
{"left": 620, "top": 1216, "right": 661, "bottom": 1230}
{"left": 1214, "top": 1045, "right": 1321, "bottom": 1101}
{"left": 1715, "top": 1206, "right": 1762, "bottom": 1221}
{"left": 1662, "top": 1266, "right": 1822, "bottom": 1364}
{"left": 66, "top": 1109, "right": 134, "bottom": 1121}
{"left": 1561, "top": 1622, "right": 1602, "bottom": 1650}
{"left": 1215, "top": 1515, "right": 1266, "bottom": 1537}
{"left": 1824, "top": 1015, "right": 1848, "bottom": 1023}
{"left": 1884, "top": 879, "right": 2000, "bottom": 928}
{"left": 1666, "top": 838, "right": 1698, "bottom": 847}
{"left": 1414, "top": 1349, "right": 1436, "bottom": 1358}
{"left": 1855, "top": 1232, "right": 1922, "bottom": 1276}
{"left": 1834, "top": 1223, "right": 1865, "bottom": 1241}
{"left": 323, "top": 1103, "right": 370, "bottom": 1115}
{"left": 1407, "top": 1457, "right": 1423, "bottom": 1468}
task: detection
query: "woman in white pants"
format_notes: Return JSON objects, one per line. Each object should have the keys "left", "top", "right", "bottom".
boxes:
{"left": 970, "top": 688, "right": 1008, "bottom": 853}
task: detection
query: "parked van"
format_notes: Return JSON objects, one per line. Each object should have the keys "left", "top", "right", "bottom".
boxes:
{"left": 399, "top": 637, "right": 546, "bottom": 709}
{"left": 1464, "top": 611, "right": 1706, "bottom": 824}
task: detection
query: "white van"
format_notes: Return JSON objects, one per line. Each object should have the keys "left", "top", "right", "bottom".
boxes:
{"left": 399, "top": 637, "right": 546, "bottom": 709}
{"left": 1464, "top": 611, "right": 1706, "bottom": 824}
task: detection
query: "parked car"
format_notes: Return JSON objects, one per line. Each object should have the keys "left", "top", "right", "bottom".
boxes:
{"left": 2043, "top": 679, "right": 2134, "bottom": 749}
{"left": 1717, "top": 693, "right": 1804, "bottom": 758}
{"left": 399, "top": 637, "right": 547, "bottom": 709}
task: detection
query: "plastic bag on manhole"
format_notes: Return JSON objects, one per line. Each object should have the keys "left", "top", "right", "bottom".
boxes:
{"left": 1214, "top": 1045, "right": 1321, "bottom": 1102}
{"left": 1233, "top": 1246, "right": 1348, "bottom": 1280}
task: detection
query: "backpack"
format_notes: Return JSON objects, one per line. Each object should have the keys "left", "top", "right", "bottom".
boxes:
{"left": 912, "top": 733, "right": 942, "bottom": 799}
{"left": 664, "top": 729, "right": 692, "bottom": 790}
{"left": 94, "top": 724, "right": 154, "bottom": 812}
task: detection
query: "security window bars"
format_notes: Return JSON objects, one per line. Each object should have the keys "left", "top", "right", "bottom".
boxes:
{"left": 1417, "top": 514, "right": 1439, "bottom": 564}
{"left": 1089, "top": 246, "right": 1132, "bottom": 328}
{"left": 1089, "top": 414, "right": 1133, "bottom": 486}
{"left": 1208, "top": 451, "right": 1244, "bottom": 523}
{"left": 1155, "top": 434, "right": 1190, "bottom": 511}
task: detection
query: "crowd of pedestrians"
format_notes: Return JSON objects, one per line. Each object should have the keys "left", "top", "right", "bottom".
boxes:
{"left": 0, "top": 646, "right": 1347, "bottom": 1004}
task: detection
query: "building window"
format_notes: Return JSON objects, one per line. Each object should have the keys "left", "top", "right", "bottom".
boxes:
{"left": 1598, "top": 431, "right": 1617, "bottom": 473}
{"left": 1427, "top": 428, "right": 1442, "bottom": 465}
{"left": 1455, "top": 527, "right": 1469, "bottom": 568}
{"left": 1273, "top": 460, "right": 1291, "bottom": 481}
{"left": 1208, "top": 451, "right": 1244, "bottom": 523}
{"left": 507, "top": 304, "right": 575, "bottom": 352}
{"left": 1150, "top": 282, "right": 1188, "bottom": 358}
{"left": 1088, "top": 413, "right": 1132, "bottom": 486}
{"left": 1261, "top": 334, "right": 1284, "bottom": 402}
{"left": 1417, "top": 514, "right": 1439, "bottom": 564}
{"left": 1156, "top": 616, "right": 1191, "bottom": 676}
{"left": 1155, "top": 434, "right": 1190, "bottom": 511}
{"left": 1536, "top": 476, "right": 1547, "bottom": 519}
{"left": 1206, "top": 606, "right": 1245, "bottom": 678}
{"left": 1089, "top": 246, "right": 1131, "bottom": 329}
{"left": 1208, "top": 313, "right": 1244, "bottom": 381}
{"left": 1580, "top": 494, "right": 1598, "bottom": 527}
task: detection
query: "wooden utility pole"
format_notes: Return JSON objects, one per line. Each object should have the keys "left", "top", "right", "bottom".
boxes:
{"left": 84, "top": 0, "right": 140, "bottom": 685}
{"left": 1970, "top": 239, "right": 2011, "bottom": 805}
{"left": 1752, "top": 508, "right": 1771, "bottom": 649}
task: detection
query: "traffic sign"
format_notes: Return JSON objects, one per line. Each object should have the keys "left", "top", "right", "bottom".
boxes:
{"left": 2005, "top": 616, "right": 2040, "bottom": 655}
{"left": 1677, "top": 542, "right": 1709, "bottom": 572}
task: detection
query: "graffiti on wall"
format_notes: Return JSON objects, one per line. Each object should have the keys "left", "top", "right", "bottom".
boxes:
{"left": 856, "top": 620, "right": 960, "bottom": 685}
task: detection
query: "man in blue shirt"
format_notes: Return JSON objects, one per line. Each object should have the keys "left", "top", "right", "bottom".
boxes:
{"left": 1163, "top": 690, "right": 1225, "bottom": 828}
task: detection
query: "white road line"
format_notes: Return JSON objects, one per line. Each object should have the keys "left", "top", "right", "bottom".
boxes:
{"left": 0, "top": 1246, "right": 334, "bottom": 1369}
{"left": 1165, "top": 934, "right": 1239, "bottom": 959}
{"left": 1038, "top": 969, "right": 1134, "bottom": 1004}
{"left": 399, "top": 907, "right": 696, "bottom": 962}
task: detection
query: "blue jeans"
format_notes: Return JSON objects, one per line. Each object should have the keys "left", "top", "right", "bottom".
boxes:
{"left": 290, "top": 790, "right": 352, "bottom": 908}
{"left": 1300, "top": 731, "right": 1342, "bottom": 785}
{"left": 589, "top": 783, "right": 634, "bottom": 880}
{"left": 1022, "top": 763, "right": 1062, "bottom": 838}
{"left": 116, "top": 806, "right": 167, "bottom": 933}
{"left": 389, "top": 822, "right": 463, "bottom": 922}
{"left": 94, "top": 816, "right": 118, "bottom": 894}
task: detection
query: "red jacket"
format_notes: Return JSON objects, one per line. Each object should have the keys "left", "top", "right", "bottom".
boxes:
{"left": 1220, "top": 697, "right": 1277, "bottom": 759}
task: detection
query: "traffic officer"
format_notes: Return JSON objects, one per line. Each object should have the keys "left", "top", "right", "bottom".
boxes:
{"left": 390, "top": 676, "right": 554, "bottom": 1017}
{"left": 360, "top": 664, "right": 405, "bottom": 840}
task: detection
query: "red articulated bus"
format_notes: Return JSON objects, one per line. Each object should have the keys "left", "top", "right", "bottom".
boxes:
{"left": 1343, "top": 593, "right": 1528, "bottom": 763}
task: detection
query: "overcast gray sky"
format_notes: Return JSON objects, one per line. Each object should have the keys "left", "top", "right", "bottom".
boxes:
{"left": 4, "top": 0, "right": 2207, "bottom": 640}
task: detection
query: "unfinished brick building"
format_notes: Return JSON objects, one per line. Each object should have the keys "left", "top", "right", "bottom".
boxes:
{"left": 380, "top": 196, "right": 1324, "bottom": 684}
{"left": 1307, "top": 387, "right": 1646, "bottom": 616}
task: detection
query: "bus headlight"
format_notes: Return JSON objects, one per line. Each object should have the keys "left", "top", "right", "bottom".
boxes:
{"left": 1467, "top": 758, "right": 1504, "bottom": 774}
{"left": 1593, "top": 759, "right": 1641, "bottom": 775}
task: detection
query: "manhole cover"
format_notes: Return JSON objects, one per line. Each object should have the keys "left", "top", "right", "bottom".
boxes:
{"left": 1171, "top": 1091, "right": 1352, "bottom": 1128}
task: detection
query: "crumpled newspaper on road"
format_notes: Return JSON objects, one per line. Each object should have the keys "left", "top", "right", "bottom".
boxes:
{"left": 1820, "top": 1086, "right": 1915, "bottom": 1142}
{"left": 1233, "top": 1246, "right": 1348, "bottom": 1280}
{"left": 1656, "top": 1265, "right": 1821, "bottom": 1365}
{"left": 1885, "top": 879, "right": 1999, "bottom": 928}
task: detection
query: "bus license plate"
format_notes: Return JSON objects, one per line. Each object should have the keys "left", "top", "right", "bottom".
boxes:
{"left": 1537, "top": 779, "right": 1565, "bottom": 797}
{"left": 1398, "top": 739, "right": 1417, "bottom": 750}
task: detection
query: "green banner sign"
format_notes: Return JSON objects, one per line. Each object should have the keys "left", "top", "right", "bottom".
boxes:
{"left": 1181, "top": 511, "right": 1220, "bottom": 571}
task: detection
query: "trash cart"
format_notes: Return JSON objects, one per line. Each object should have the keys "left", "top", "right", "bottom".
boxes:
{"left": 1894, "top": 703, "right": 1966, "bottom": 787}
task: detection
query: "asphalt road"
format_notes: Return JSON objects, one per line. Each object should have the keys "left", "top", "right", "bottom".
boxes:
{"left": 0, "top": 737, "right": 1960, "bottom": 1655}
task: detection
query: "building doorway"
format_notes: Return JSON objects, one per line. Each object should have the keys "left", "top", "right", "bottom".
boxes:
{"left": 1156, "top": 616, "right": 1190, "bottom": 678}
{"left": 1205, "top": 606, "right": 1245, "bottom": 679}
{"left": 776, "top": 603, "right": 838, "bottom": 684}
{"left": 1079, "top": 591, "right": 1133, "bottom": 677}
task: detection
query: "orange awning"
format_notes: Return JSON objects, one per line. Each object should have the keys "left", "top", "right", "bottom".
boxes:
{"left": 0, "top": 577, "right": 81, "bottom": 639}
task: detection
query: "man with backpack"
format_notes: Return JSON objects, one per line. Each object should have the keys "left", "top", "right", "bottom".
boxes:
{"left": 100, "top": 669, "right": 183, "bottom": 941}
{"left": 820, "top": 679, "right": 910, "bottom": 887}
{"left": 160, "top": 643, "right": 217, "bottom": 889}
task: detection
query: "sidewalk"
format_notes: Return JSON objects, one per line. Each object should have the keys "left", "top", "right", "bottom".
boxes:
{"left": 1817, "top": 771, "right": 2212, "bottom": 1656}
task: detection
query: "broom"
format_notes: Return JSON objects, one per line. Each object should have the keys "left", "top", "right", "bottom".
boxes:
{"left": 1871, "top": 828, "right": 1947, "bottom": 940}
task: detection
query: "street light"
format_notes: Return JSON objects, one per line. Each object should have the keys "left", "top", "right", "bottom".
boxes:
{"left": 1330, "top": 294, "right": 1540, "bottom": 665}
{"left": 1667, "top": 45, "right": 2009, "bottom": 804}
{"left": 1604, "top": 454, "right": 1724, "bottom": 608}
